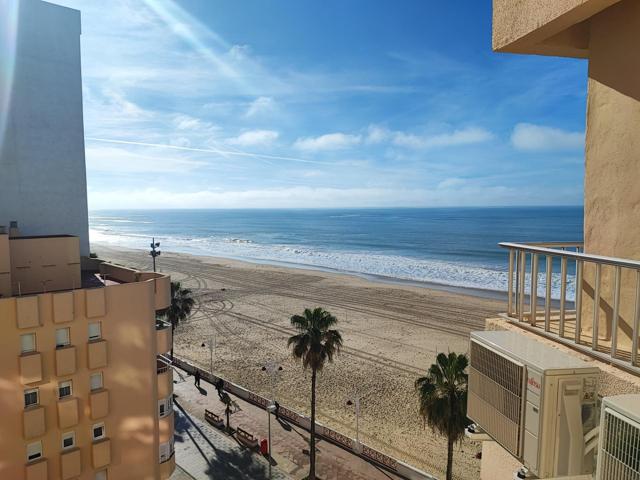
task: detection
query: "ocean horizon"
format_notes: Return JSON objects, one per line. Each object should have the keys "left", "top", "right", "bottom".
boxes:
{"left": 90, "top": 206, "right": 583, "bottom": 298}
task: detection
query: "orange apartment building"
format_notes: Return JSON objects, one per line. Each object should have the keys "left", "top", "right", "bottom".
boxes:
{"left": 0, "top": 225, "right": 175, "bottom": 480}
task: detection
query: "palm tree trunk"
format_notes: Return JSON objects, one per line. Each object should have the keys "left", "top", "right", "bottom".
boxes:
{"left": 309, "top": 368, "right": 317, "bottom": 480}
{"left": 446, "top": 435, "right": 454, "bottom": 480}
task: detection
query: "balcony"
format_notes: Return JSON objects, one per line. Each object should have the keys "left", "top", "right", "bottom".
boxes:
{"left": 25, "top": 458, "right": 47, "bottom": 480}
{"left": 87, "top": 339, "right": 108, "bottom": 369}
{"left": 159, "top": 452, "right": 176, "bottom": 479}
{"left": 157, "top": 358, "right": 173, "bottom": 399}
{"left": 90, "top": 389, "right": 109, "bottom": 420}
{"left": 156, "top": 319, "right": 172, "bottom": 355}
{"left": 20, "top": 352, "right": 42, "bottom": 384}
{"left": 60, "top": 448, "right": 81, "bottom": 479}
{"left": 501, "top": 242, "right": 640, "bottom": 374}
{"left": 57, "top": 398, "right": 79, "bottom": 429}
{"left": 23, "top": 406, "right": 46, "bottom": 439}
{"left": 92, "top": 438, "right": 111, "bottom": 468}
{"left": 55, "top": 345, "right": 77, "bottom": 376}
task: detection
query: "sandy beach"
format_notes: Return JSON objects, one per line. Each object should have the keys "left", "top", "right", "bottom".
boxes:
{"left": 95, "top": 244, "right": 504, "bottom": 480}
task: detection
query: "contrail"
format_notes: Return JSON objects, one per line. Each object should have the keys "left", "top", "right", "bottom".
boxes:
{"left": 85, "top": 137, "right": 333, "bottom": 165}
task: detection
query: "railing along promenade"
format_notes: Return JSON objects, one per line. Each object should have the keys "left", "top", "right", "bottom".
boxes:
{"left": 500, "top": 241, "right": 640, "bottom": 374}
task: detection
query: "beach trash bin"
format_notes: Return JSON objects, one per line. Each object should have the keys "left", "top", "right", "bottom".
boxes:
{"left": 260, "top": 438, "right": 268, "bottom": 455}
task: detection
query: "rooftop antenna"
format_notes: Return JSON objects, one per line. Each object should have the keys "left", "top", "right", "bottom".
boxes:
{"left": 149, "top": 238, "right": 161, "bottom": 272}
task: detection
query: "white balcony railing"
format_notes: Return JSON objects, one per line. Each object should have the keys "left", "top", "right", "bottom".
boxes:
{"left": 500, "top": 242, "right": 640, "bottom": 374}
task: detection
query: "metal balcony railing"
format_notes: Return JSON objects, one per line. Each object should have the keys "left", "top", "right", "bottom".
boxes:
{"left": 500, "top": 242, "right": 640, "bottom": 374}
{"left": 157, "top": 358, "right": 171, "bottom": 375}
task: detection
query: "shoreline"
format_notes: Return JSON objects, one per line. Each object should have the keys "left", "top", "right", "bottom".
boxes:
{"left": 91, "top": 241, "right": 509, "bottom": 302}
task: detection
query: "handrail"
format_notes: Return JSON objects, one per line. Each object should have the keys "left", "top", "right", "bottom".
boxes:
{"left": 500, "top": 242, "right": 640, "bottom": 269}
{"left": 500, "top": 241, "right": 640, "bottom": 374}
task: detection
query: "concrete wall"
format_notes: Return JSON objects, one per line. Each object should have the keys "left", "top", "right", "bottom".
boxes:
{"left": 0, "top": 0, "right": 89, "bottom": 255}
{"left": 492, "top": 0, "right": 620, "bottom": 57}
{"left": 9, "top": 236, "right": 81, "bottom": 295}
{"left": 0, "top": 277, "right": 170, "bottom": 479}
{"left": 578, "top": 0, "right": 640, "bottom": 347}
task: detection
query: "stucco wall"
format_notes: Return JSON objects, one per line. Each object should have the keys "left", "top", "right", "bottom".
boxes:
{"left": 0, "top": 0, "right": 89, "bottom": 255}
{"left": 0, "top": 280, "right": 163, "bottom": 479}
{"left": 492, "top": 0, "right": 619, "bottom": 57}
{"left": 580, "top": 0, "right": 640, "bottom": 348}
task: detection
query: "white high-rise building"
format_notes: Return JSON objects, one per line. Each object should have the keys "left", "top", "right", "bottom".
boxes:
{"left": 0, "top": 0, "right": 90, "bottom": 256}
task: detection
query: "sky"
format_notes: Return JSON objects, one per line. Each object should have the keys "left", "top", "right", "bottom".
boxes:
{"left": 51, "top": 0, "right": 588, "bottom": 210}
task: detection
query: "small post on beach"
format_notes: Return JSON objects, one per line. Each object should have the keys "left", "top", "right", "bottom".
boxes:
{"left": 347, "top": 393, "right": 361, "bottom": 453}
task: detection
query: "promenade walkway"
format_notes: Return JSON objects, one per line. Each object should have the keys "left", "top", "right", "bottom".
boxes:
{"left": 172, "top": 367, "right": 403, "bottom": 480}
{"left": 172, "top": 391, "right": 291, "bottom": 479}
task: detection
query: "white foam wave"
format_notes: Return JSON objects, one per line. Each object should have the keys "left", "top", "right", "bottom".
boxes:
{"left": 89, "top": 228, "right": 575, "bottom": 300}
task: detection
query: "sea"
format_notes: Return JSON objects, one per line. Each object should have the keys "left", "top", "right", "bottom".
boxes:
{"left": 89, "top": 207, "right": 583, "bottom": 299}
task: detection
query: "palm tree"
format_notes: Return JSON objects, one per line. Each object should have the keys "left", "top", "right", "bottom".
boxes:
{"left": 288, "top": 307, "right": 343, "bottom": 480}
{"left": 415, "top": 352, "right": 469, "bottom": 480}
{"left": 161, "top": 281, "right": 195, "bottom": 360}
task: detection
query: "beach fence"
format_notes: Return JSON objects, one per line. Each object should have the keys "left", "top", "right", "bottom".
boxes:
{"left": 172, "top": 357, "right": 438, "bottom": 480}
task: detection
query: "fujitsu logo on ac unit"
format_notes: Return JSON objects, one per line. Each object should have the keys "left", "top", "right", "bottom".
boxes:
{"left": 527, "top": 376, "right": 541, "bottom": 392}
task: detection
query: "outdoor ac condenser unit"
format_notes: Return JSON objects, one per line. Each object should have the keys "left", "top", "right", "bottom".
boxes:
{"left": 468, "top": 330, "right": 599, "bottom": 479}
{"left": 596, "top": 394, "right": 640, "bottom": 480}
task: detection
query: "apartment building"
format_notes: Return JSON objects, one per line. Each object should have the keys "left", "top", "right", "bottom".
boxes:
{"left": 0, "top": 225, "right": 175, "bottom": 479}
{"left": 0, "top": 0, "right": 90, "bottom": 255}
{"left": 470, "top": 1, "right": 640, "bottom": 479}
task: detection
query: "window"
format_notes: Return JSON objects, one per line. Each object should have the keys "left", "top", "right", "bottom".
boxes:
{"left": 92, "top": 422, "right": 105, "bottom": 441}
{"left": 26, "top": 442, "right": 42, "bottom": 462}
{"left": 61, "top": 431, "right": 75, "bottom": 450}
{"left": 90, "top": 372, "right": 103, "bottom": 391}
{"left": 95, "top": 470, "right": 107, "bottom": 480}
{"left": 88, "top": 322, "right": 101, "bottom": 341}
{"left": 21, "top": 333, "right": 36, "bottom": 354}
{"left": 158, "top": 396, "right": 173, "bottom": 418}
{"left": 24, "top": 388, "right": 39, "bottom": 408}
{"left": 56, "top": 328, "right": 70, "bottom": 348}
{"left": 58, "top": 380, "right": 72, "bottom": 399}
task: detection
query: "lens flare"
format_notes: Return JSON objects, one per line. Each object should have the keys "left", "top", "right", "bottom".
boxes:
{"left": 0, "top": 0, "right": 19, "bottom": 151}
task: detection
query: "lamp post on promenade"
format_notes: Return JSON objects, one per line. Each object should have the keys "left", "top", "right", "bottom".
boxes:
{"left": 262, "top": 362, "right": 283, "bottom": 479}
{"left": 346, "top": 392, "right": 362, "bottom": 453}
{"left": 200, "top": 334, "right": 215, "bottom": 373}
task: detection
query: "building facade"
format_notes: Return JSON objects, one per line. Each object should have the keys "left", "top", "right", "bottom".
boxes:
{"left": 0, "top": 226, "right": 175, "bottom": 480}
{"left": 475, "top": 1, "right": 640, "bottom": 478}
{"left": 0, "top": 0, "right": 90, "bottom": 256}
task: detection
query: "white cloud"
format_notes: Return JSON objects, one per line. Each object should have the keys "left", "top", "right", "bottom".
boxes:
{"left": 227, "top": 129, "right": 279, "bottom": 147}
{"left": 293, "top": 133, "right": 362, "bottom": 151}
{"left": 85, "top": 146, "right": 206, "bottom": 174}
{"left": 365, "top": 125, "right": 391, "bottom": 144}
{"left": 245, "top": 96, "right": 276, "bottom": 117}
{"left": 172, "top": 114, "right": 216, "bottom": 131}
{"left": 437, "top": 177, "right": 466, "bottom": 189}
{"left": 392, "top": 127, "right": 493, "bottom": 149}
{"left": 511, "top": 123, "right": 584, "bottom": 151}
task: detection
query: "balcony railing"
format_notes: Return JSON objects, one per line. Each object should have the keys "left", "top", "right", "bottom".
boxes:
{"left": 157, "top": 358, "right": 171, "bottom": 375}
{"left": 501, "top": 242, "right": 640, "bottom": 374}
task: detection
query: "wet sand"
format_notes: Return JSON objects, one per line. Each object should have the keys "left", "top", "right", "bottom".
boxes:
{"left": 95, "top": 244, "right": 504, "bottom": 479}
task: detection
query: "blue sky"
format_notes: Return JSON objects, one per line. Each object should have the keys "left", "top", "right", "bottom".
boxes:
{"left": 52, "top": 0, "right": 588, "bottom": 209}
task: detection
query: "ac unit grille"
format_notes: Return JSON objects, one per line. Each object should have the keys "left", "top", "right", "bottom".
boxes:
{"left": 599, "top": 408, "right": 640, "bottom": 480}
{"left": 468, "top": 341, "right": 524, "bottom": 457}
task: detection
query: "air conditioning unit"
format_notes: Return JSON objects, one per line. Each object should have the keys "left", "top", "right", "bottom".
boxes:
{"left": 468, "top": 330, "right": 599, "bottom": 479}
{"left": 596, "top": 394, "right": 640, "bottom": 480}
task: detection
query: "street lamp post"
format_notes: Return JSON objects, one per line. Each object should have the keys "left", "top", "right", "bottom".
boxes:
{"left": 200, "top": 335, "right": 215, "bottom": 373}
{"left": 149, "top": 238, "right": 161, "bottom": 272}
{"left": 346, "top": 394, "right": 362, "bottom": 453}
{"left": 262, "top": 362, "right": 283, "bottom": 479}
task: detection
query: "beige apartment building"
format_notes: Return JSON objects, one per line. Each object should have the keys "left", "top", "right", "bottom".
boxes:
{"left": 470, "top": 1, "right": 640, "bottom": 479}
{"left": 0, "top": 225, "right": 175, "bottom": 480}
